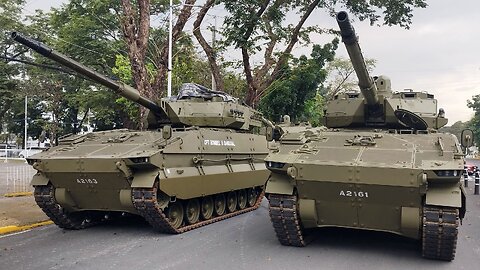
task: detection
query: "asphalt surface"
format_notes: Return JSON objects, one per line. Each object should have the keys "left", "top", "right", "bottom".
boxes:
{"left": 0, "top": 190, "right": 479, "bottom": 270}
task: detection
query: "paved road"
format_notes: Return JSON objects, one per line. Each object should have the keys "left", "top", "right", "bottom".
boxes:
{"left": 1, "top": 192, "right": 479, "bottom": 270}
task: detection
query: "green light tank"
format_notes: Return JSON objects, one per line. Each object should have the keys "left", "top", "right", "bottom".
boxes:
{"left": 12, "top": 32, "right": 270, "bottom": 233}
{"left": 264, "top": 11, "right": 473, "bottom": 261}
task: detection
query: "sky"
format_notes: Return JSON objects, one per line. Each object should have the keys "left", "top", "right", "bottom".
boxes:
{"left": 24, "top": 0, "right": 480, "bottom": 124}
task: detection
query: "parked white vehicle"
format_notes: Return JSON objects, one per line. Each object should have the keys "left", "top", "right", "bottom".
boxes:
{"left": 18, "top": 148, "right": 44, "bottom": 158}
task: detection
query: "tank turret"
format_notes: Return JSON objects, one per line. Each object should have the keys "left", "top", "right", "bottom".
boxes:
{"left": 325, "top": 12, "right": 448, "bottom": 130}
{"left": 12, "top": 32, "right": 265, "bottom": 131}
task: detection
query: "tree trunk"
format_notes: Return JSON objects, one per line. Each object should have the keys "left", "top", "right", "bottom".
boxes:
{"left": 242, "top": 47, "right": 258, "bottom": 107}
{"left": 240, "top": 0, "right": 270, "bottom": 107}
{"left": 193, "top": 0, "right": 224, "bottom": 91}
{"left": 120, "top": 0, "right": 152, "bottom": 128}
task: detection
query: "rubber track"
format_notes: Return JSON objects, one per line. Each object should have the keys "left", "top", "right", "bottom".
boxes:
{"left": 422, "top": 206, "right": 459, "bottom": 261}
{"left": 267, "top": 194, "right": 306, "bottom": 246}
{"left": 33, "top": 185, "right": 95, "bottom": 229}
{"left": 132, "top": 187, "right": 264, "bottom": 234}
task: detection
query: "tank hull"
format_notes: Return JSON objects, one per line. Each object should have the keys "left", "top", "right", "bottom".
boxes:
{"left": 29, "top": 128, "right": 269, "bottom": 232}
{"left": 265, "top": 127, "right": 465, "bottom": 260}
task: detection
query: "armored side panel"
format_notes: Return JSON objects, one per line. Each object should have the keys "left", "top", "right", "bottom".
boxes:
{"left": 29, "top": 127, "right": 269, "bottom": 233}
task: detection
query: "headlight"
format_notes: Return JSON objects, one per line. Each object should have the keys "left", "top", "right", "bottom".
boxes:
{"left": 130, "top": 157, "right": 150, "bottom": 164}
{"left": 434, "top": 170, "right": 460, "bottom": 177}
{"left": 265, "top": 161, "right": 286, "bottom": 169}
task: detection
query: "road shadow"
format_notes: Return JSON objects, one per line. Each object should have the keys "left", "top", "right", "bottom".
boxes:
{"left": 305, "top": 226, "right": 424, "bottom": 259}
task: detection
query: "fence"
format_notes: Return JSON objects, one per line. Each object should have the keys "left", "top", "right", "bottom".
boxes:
{"left": 0, "top": 164, "right": 36, "bottom": 195}
{"left": 1, "top": 148, "right": 33, "bottom": 160}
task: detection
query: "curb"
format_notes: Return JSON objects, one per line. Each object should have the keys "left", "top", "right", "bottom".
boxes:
{"left": 4, "top": 192, "right": 33, "bottom": 198}
{"left": 0, "top": 220, "right": 53, "bottom": 235}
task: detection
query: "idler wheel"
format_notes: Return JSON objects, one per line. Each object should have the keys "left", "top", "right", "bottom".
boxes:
{"left": 201, "top": 196, "right": 214, "bottom": 220}
{"left": 214, "top": 194, "right": 226, "bottom": 216}
{"left": 226, "top": 191, "right": 237, "bottom": 213}
{"left": 237, "top": 189, "right": 247, "bottom": 210}
{"left": 166, "top": 201, "right": 184, "bottom": 229}
{"left": 246, "top": 188, "right": 258, "bottom": 207}
{"left": 185, "top": 199, "right": 200, "bottom": 225}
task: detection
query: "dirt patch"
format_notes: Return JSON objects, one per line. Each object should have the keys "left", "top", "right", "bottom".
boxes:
{"left": 0, "top": 196, "right": 49, "bottom": 227}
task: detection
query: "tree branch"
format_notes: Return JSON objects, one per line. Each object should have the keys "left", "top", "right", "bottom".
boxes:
{"left": 241, "top": 0, "right": 271, "bottom": 106}
{"left": 265, "top": 0, "right": 321, "bottom": 91}
{"left": 255, "top": 19, "right": 277, "bottom": 82}
{"left": 193, "top": 0, "right": 224, "bottom": 91}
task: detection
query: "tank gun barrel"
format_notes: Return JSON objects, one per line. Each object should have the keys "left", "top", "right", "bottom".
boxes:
{"left": 336, "top": 11, "right": 379, "bottom": 106}
{"left": 11, "top": 32, "right": 162, "bottom": 114}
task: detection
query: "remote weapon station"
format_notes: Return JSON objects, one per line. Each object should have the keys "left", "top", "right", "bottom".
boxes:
{"left": 263, "top": 11, "right": 472, "bottom": 260}
{"left": 12, "top": 32, "right": 270, "bottom": 233}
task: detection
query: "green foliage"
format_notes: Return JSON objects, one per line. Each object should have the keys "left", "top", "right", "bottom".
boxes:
{"left": 4, "top": 95, "right": 46, "bottom": 142}
{"left": 217, "top": 0, "right": 427, "bottom": 107}
{"left": 337, "top": 0, "right": 427, "bottom": 29}
{"left": 439, "top": 121, "right": 467, "bottom": 142}
{"left": 112, "top": 54, "right": 140, "bottom": 124}
{"left": 259, "top": 40, "right": 338, "bottom": 124}
{"left": 220, "top": 0, "right": 427, "bottom": 54}
{"left": 303, "top": 93, "right": 326, "bottom": 127}
{"left": 467, "top": 95, "right": 480, "bottom": 146}
{"left": 0, "top": 0, "right": 26, "bottom": 127}
{"left": 112, "top": 54, "right": 134, "bottom": 83}
{"left": 323, "top": 57, "right": 377, "bottom": 100}
{"left": 170, "top": 33, "right": 212, "bottom": 93}
{"left": 223, "top": 72, "right": 248, "bottom": 99}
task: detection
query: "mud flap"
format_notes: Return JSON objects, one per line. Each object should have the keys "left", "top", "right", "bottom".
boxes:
{"left": 130, "top": 170, "right": 159, "bottom": 188}
{"left": 425, "top": 184, "right": 462, "bottom": 208}
{"left": 400, "top": 207, "right": 420, "bottom": 239}
{"left": 119, "top": 189, "right": 135, "bottom": 211}
{"left": 298, "top": 199, "right": 318, "bottom": 228}
{"left": 30, "top": 173, "right": 49, "bottom": 186}
{"left": 265, "top": 174, "right": 294, "bottom": 195}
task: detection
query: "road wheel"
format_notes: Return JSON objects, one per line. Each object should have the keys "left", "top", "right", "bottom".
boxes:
{"left": 185, "top": 199, "right": 200, "bottom": 225}
{"left": 201, "top": 196, "right": 214, "bottom": 220}
{"left": 237, "top": 189, "right": 247, "bottom": 210}
{"left": 214, "top": 194, "right": 226, "bottom": 216}
{"left": 226, "top": 191, "right": 237, "bottom": 213}
{"left": 166, "top": 201, "right": 184, "bottom": 229}
{"left": 246, "top": 188, "right": 258, "bottom": 207}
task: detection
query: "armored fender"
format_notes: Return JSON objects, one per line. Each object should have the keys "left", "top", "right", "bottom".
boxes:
{"left": 265, "top": 174, "right": 294, "bottom": 195}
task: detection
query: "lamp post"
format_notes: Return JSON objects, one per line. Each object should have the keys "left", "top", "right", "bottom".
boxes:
{"left": 167, "top": 1, "right": 205, "bottom": 97}
{"left": 24, "top": 96, "right": 27, "bottom": 155}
